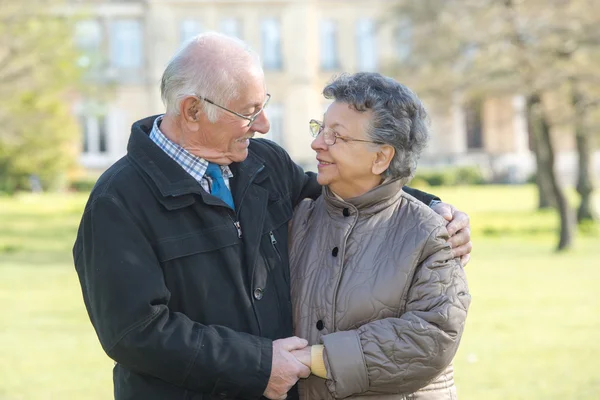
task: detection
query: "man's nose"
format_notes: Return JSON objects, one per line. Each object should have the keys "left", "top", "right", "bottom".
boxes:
{"left": 251, "top": 110, "right": 270, "bottom": 134}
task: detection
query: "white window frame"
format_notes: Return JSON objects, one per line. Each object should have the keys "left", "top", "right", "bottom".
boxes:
{"left": 220, "top": 18, "right": 241, "bottom": 39}
{"left": 180, "top": 19, "right": 203, "bottom": 45}
{"left": 80, "top": 115, "right": 109, "bottom": 156}
{"left": 264, "top": 103, "right": 284, "bottom": 145}
{"left": 109, "top": 19, "right": 143, "bottom": 69}
{"left": 75, "top": 19, "right": 103, "bottom": 69}
{"left": 320, "top": 19, "right": 339, "bottom": 71}
{"left": 395, "top": 20, "right": 412, "bottom": 62}
{"left": 261, "top": 18, "right": 283, "bottom": 70}
{"left": 356, "top": 18, "right": 378, "bottom": 71}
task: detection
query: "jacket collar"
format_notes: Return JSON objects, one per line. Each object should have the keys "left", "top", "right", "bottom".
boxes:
{"left": 323, "top": 178, "right": 405, "bottom": 217}
{"left": 126, "top": 115, "right": 266, "bottom": 210}
{"left": 229, "top": 146, "right": 268, "bottom": 212}
{"left": 127, "top": 115, "right": 204, "bottom": 198}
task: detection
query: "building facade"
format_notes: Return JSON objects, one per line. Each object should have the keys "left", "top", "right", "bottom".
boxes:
{"left": 70, "top": 0, "right": 597, "bottom": 183}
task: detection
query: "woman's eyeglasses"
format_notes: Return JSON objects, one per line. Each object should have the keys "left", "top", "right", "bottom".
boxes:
{"left": 309, "top": 119, "right": 384, "bottom": 146}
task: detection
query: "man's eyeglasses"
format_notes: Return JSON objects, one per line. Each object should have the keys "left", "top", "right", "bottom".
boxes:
{"left": 194, "top": 93, "right": 271, "bottom": 127}
{"left": 309, "top": 119, "right": 384, "bottom": 146}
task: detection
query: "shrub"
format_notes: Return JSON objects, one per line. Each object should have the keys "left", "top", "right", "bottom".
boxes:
{"left": 413, "top": 166, "right": 486, "bottom": 186}
{"left": 406, "top": 176, "right": 430, "bottom": 190}
{"left": 455, "top": 166, "right": 486, "bottom": 185}
{"left": 70, "top": 177, "right": 97, "bottom": 192}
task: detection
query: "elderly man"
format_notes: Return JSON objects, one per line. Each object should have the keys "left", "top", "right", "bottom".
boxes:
{"left": 73, "top": 33, "right": 472, "bottom": 400}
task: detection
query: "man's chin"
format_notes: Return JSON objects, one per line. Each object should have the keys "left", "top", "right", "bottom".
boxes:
{"left": 227, "top": 149, "right": 249, "bottom": 164}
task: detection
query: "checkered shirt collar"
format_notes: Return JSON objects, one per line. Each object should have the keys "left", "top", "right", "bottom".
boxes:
{"left": 149, "top": 115, "right": 233, "bottom": 184}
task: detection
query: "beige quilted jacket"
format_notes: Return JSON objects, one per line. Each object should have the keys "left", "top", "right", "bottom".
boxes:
{"left": 289, "top": 179, "right": 471, "bottom": 400}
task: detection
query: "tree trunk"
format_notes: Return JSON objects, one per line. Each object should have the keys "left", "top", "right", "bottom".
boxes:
{"left": 571, "top": 80, "right": 596, "bottom": 223}
{"left": 528, "top": 94, "right": 575, "bottom": 251}
{"left": 526, "top": 97, "right": 556, "bottom": 209}
{"left": 537, "top": 166, "right": 556, "bottom": 209}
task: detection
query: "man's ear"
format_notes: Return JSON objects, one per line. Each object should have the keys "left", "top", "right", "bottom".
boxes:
{"left": 180, "top": 96, "right": 200, "bottom": 123}
{"left": 371, "top": 145, "right": 395, "bottom": 176}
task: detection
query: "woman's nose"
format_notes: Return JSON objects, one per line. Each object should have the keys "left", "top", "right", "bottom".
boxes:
{"left": 311, "top": 131, "right": 328, "bottom": 151}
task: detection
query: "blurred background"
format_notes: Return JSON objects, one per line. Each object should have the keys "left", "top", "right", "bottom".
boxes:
{"left": 0, "top": 0, "right": 599, "bottom": 399}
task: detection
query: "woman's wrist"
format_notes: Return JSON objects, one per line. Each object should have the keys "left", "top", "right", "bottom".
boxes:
{"left": 310, "top": 345, "right": 327, "bottom": 378}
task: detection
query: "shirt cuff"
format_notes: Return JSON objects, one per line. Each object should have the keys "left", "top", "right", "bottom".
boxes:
{"left": 429, "top": 199, "right": 442, "bottom": 208}
{"left": 311, "top": 345, "right": 327, "bottom": 378}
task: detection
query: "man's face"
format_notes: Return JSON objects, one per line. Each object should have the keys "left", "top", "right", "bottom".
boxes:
{"left": 187, "top": 66, "right": 271, "bottom": 165}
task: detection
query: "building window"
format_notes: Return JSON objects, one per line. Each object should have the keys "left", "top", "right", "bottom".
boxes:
{"left": 220, "top": 18, "right": 241, "bottom": 39}
{"left": 356, "top": 18, "right": 377, "bottom": 71}
{"left": 261, "top": 18, "right": 282, "bottom": 70}
{"left": 74, "top": 20, "right": 103, "bottom": 69}
{"left": 80, "top": 115, "right": 109, "bottom": 155}
{"left": 80, "top": 116, "right": 89, "bottom": 153}
{"left": 465, "top": 100, "right": 483, "bottom": 149}
{"left": 109, "top": 20, "right": 143, "bottom": 69}
{"left": 320, "top": 19, "right": 339, "bottom": 70}
{"left": 395, "top": 21, "right": 412, "bottom": 63}
{"left": 264, "top": 104, "right": 283, "bottom": 145}
{"left": 180, "top": 19, "right": 202, "bottom": 45}
{"left": 98, "top": 116, "right": 108, "bottom": 153}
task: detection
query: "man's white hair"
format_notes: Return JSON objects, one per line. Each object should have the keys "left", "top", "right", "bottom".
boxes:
{"left": 160, "top": 32, "right": 262, "bottom": 122}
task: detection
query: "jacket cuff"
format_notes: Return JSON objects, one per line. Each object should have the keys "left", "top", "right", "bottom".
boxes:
{"left": 197, "top": 335, "right": 272, "bottom": 399}
{"left": 310, "top": 345, "right": 327, "bottom": 378}
{"left": 254, "top": 337, "right": 274, "bottom": 397}
{"left": 322, "top": 330, "right": 369, "bottom": 398}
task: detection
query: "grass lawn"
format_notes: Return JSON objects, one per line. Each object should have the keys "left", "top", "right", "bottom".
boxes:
{"left": 1, "top": 185, "right": 599, "bottom": 399}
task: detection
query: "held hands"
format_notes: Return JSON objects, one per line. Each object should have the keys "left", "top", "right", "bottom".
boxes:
{"left": 263, "top": 337, "right": 311, "bottom": 400}
{"left": 431, "top": 202, "right": 473, "bottom": 267}
{"left": 290, "top": 346, "right": 311, "bottom": 368}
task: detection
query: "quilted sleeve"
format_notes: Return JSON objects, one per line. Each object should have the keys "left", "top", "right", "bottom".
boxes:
{"left": 321, "top": 225, "right": 471, "bottom": 398}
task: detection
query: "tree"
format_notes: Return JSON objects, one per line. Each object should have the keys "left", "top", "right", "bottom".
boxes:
{"left": 389, "top": 0, "right": 600, "bottom": 250}
{"left": 0, "top": 0, "right": 83, "bottom": 193}
{"left": 570, "top": 78, "right": 598, "bottom": 223}
{"left": 533, "top": 0, "right": 600, "bottom": 223}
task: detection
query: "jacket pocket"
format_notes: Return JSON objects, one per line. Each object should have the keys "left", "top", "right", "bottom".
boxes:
{"left": 154, "top": 225, "right": 241, "bottom": 263}
{"left": 262, "top": 196, "right": 293, "bottom": 234}
{"left": 261, "top": 196, "right": 292, "bottom": 286}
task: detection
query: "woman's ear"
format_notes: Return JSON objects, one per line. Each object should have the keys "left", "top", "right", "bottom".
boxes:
{"left": 371, "top": 145, "right": 395, "bottom": 176}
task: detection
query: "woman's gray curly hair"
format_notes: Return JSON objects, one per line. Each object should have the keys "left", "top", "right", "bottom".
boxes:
{"left": 323, "top": 72, "right": 430, "bottom": 180}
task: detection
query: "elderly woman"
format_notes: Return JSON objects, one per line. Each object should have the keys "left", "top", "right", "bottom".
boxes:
{"left": 289, "top": 73, "right": 471, "bottom": 400}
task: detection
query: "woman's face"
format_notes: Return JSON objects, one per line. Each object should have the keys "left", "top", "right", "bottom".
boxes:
{"left": 311, "top": 102, "right": 385, "bottom": 199}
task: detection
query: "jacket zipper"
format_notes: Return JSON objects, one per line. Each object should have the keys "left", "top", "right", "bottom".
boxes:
{"left": 261, "top": 237, "right": 286, "bottom": 324}
{"left": 233, "top": 165, "right": 266, "bottom": 238}
{"left": 228, "top": 214, "right": 242, "bottom": 238}
{"left": 270, "top": 230, "right": 289, "bottom": 287}
{"left": 269, "top": 231, "right": 281, "bottom": 262}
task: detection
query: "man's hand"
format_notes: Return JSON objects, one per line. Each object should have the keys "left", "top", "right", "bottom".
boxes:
{"left": 291, "top": 346, "right": 312, "bottom": 368}
{"left": 432, "top": 202, "right": 472, "bottom": 267}
{"left": 264, "top": 337, "right": 311, "bottom": 400}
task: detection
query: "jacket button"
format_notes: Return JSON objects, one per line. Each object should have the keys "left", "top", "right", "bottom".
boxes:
{"left": 343, "top": 208, "right": 350, "bottom": 217}
{"left": 253, "top": 288, "right": 264, "bottom": 300}
{"left": 316, "top": 320, "right": 324, "bottom": 330}
{"left": 332, "top": 247, "right": 339, "bottom": 257}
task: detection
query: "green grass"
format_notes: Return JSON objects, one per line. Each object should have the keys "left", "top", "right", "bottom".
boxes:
{"left": 1, "top": 186, "right": 599, "bottom": 399}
